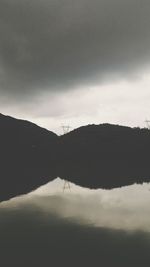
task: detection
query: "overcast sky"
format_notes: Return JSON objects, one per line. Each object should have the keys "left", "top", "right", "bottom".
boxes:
{"left": 0, "top": 0, "right": 150, "bottom": 133}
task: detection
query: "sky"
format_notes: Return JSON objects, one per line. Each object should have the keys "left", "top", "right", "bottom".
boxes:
{"left": 0, "top": 0, "right": 150, "bottom": 133}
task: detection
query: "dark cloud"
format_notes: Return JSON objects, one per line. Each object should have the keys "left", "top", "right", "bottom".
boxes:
{"left": 0, "top": 0, "right": 150, "bottom": 98}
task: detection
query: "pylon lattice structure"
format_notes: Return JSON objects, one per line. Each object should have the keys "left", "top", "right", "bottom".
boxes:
{"left": 61, "top": 124, "right": 71, "bottom": 192}
{"left": 61, "top": 125, "right": 71, "bottom": 134}
{"left": 145, "top": 120, "right": 150, "bottom": 129}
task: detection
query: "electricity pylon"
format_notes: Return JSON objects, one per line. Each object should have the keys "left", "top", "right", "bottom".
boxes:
{"left": 61, "top": 124, "right": 71, "bottom": 192}
{"left": 145, "top": 120, "right": 150, "bottom": 129}
{"left": 61, "top": 124, "right": 71, "bottom": 135}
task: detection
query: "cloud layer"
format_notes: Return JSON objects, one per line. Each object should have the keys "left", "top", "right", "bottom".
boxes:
{"left": 1, "top": 0, "right": 150, "bottom": 99}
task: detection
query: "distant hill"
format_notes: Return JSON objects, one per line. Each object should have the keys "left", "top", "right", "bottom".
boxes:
{"left": 1, "top": 113, "right": 150, "bottom": 201}
{"left": 0, "top": 113, "right": 58, "bottom": 201}
{"left": 58, "top": 124, "right": 150, "bottom": 188}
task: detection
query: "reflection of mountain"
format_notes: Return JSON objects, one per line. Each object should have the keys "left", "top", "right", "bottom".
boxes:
{"left": 58, "top": 124, "right": 150, "bottom": 188}
{"left": 0, "top": 113, "right": 150, "bottom": 201}
{"left": 0, "top": 113, "right": 58, "bottom": 201}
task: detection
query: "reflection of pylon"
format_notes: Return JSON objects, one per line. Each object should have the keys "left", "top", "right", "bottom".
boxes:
{"left": 63, "top": 180, "right": 71, "bottom": 193}
{"left": 61, "top": 124, "right": 71, "bottom": 193}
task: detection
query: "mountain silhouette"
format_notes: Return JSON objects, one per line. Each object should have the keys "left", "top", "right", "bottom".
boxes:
{"left": 0, "top": 113, "right": 150, "bottom": 201}
{"left": 58, "top": 124, "right": 150, "bottom": 188}
{"left": 0, "top": 113, "right": 58, "bottom": 201}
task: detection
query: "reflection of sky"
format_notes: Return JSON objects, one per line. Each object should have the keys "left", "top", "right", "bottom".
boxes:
{"left": 1, "top": 178, "right": 150, "bottom": 232}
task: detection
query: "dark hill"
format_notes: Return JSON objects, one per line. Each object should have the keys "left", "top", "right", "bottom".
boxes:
{"left": 0, "top": 113, "right": 58, "bottom": 201}
{"left": 58, "top": 124, "right": 150, "bottom": 188}
{"left": 1, "top": 113, "right": 150, "bottom": 201}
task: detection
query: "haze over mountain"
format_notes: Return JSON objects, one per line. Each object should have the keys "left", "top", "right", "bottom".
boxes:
{"left": 0, "top": 113, "right": 150, "bottom": 201}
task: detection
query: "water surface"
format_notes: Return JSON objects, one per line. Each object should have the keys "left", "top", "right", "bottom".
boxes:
{"left": 1, "top": 178, "right": 150, "bottom": 267}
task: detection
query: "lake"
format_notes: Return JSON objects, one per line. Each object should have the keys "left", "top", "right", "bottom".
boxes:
{"left": 1, "top": 178, "right": 150, "bottom": 267}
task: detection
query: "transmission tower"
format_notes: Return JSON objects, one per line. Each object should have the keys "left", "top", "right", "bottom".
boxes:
{"left": 61, "top": 124, "right": 71, "bottom": 192}
{"left": 145, "top": 120, "right": 150, "bottom": 129}
{"left": 61, "top": 124, "right": 71, "bottom": 135}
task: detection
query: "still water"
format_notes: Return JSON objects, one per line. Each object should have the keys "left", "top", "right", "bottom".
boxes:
{"left": 1, "top": 178, "right": 150, "bottom": 267}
